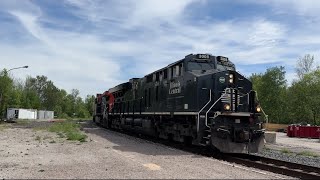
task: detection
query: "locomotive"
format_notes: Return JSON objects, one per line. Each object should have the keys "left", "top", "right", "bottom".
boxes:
{"left": 93, "top": 54, "right": 265, "bottom": 154}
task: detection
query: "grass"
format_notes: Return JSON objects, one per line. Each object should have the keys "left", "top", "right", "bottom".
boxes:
{"left": 0, "top": 123, "right": 11, "bottom": 131}
{"left": 264, "top": 147, "right": 271, "bottom": 151}
{"left": 57, "top": 132, "right": 65, "bottom": 138}
{"left": 48, "top": 121, "right": 87, "bottom": 142}
{"left": 15, "top": 120, "right": 31, "bottom": 125}
{"left": 33, "top": 127, "right": 47, "bottom": 131}
{"left": 297, "top": 151, "right": 319, "bottom": 157}
{"left": 280, "top": 148, "right": 293, "bottom": 154}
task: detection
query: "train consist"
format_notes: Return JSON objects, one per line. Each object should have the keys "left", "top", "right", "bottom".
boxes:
{"left": 93, "top": 54, "right": 265, "bottom": 154}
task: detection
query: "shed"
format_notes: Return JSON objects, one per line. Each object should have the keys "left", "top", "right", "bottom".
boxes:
{"left": 37, "top": 110, "right": 54, "bottom": 120}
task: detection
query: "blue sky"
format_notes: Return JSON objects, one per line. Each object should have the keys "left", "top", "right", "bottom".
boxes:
{"left": 1, "top": 0, "right": 320, "bottom": 97}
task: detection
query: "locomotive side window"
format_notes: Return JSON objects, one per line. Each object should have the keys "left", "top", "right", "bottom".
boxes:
{"left": 178, "top": 63, "right": 183, "bottom": 76}
{"left": 175, "top": 65, "right": 179, "bottom": 76}
{"left": 168, "top": 67, "right": 172, "bottom": 80}
{"left": 156, "top": 72, "right": 160, "bottom": 81}
{"left": 163, "top": 69, "right": 168, "bottom": 79}
{"left": 172, "top": 66, "right": 176, "bottom": 78}
{"left": 146, "top": 74, "right": 153, "bottom": 83}
{"left": 153, "top": 73, "right": 156, "bottom": 82}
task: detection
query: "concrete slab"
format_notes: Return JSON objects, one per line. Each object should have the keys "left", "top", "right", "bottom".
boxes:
{"left": 265, "top": 131, "right": 276, "bottom": 143}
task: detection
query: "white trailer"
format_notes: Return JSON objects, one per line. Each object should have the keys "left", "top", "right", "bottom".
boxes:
{"left": 6, "top": 108, "right": 37, "bottom": 120}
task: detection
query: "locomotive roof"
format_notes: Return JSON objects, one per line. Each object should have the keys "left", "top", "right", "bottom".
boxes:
{"left": 144, "top": 58, "right": 185, "bottom": 77}
{"left": 144, "top": 53, "right": 218, "bottom": 77}
{"left": 108, "top": 82, "right": 131, "bottom": 93}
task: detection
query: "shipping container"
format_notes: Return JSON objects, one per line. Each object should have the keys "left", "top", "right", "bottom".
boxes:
{"left": 6, "top": 108, "right": 37, "bottom": 120}
{"left": 37, "top": 110, "right": 54, "bottom": 120}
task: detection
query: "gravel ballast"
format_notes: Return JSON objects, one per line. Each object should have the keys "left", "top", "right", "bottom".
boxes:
{"left": 256, "top": 148, "right": 320, "bottom": 168}
{"left": 0, "top": 121, "right": 289, "bottom": 179}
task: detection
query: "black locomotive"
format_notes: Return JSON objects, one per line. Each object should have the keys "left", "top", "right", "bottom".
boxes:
{"left": 93, "top": 54, "right": 265, "bottom": 154}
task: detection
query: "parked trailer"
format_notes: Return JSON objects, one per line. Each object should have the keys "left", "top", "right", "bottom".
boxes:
{"left": 6, "top": 108, "right": 37, "bottom": 120}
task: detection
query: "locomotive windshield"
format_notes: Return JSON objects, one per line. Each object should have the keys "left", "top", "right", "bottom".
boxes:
{"left": 187, "top": 60, "right": 215, "bottom": 71}
{"left": 187, "top": 60, "right": 235, "bottom": 71}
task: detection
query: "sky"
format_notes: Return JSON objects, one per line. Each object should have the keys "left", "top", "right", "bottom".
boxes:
{"left": 1, "top": 0, "right": 320, "bottom": 97}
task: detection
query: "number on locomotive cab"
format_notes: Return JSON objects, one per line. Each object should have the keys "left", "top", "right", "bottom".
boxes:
{"left": 196, "top": 54, "right": 210, "bottom": 59}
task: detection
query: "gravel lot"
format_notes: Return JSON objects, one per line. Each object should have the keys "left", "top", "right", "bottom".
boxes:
{"left": 0, "top": 121, "right": 290, "bottom": 179}
{"left": 257, "top": 132, "right": 320, "bottom": 168}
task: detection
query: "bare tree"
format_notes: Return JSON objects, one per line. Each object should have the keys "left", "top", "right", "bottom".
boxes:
{"left": 295, "top": 54, "right": 315, "bottom": 80}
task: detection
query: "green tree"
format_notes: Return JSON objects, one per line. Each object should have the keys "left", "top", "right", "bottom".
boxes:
{"left": 85, "top": 95, "right": 95, "bottom": 116}
{"left": 0, "top": 69, "right": 14, "bottom": 118}
{"left": 289, "top": 70, "right": 320, "bottom": 125}
{"left": 295, "top": 54, "right": 316, "bottom": 80}
{"left": 250, "top": 66, "right": 288, "bottom": 123}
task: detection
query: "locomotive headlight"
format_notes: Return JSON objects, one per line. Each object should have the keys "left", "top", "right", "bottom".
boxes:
{"left": 256, "top": 106, "right": 261, "bottom": 113}
{"left": 229, "top": 74, "right": 234, "bottom": 83}
{"left": 224, "top": 104, "right": 231, "bottom": 111}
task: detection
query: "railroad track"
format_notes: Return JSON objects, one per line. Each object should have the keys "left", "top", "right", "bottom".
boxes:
{"left": 88, "top": 122, "right": 320, "bottom": 179}
{"left": 222, "top": 154, "right": 320, "bottom": 179}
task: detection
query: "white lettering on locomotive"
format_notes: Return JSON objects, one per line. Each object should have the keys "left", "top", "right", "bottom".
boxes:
{"left": 169, "top": 81, "right": 181, "bottom": 94}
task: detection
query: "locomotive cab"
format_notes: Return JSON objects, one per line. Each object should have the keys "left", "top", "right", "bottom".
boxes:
{"left": 183, "top": 54, "right": 265, "bottom": 153}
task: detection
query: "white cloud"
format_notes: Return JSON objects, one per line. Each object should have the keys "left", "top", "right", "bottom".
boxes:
{"left": 1, "top": 0, "right": 320, "bottom": 97}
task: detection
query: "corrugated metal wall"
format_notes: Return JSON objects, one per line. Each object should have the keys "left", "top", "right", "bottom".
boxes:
{"left": 37, "top": 110, "right": 54, "bottom": 119}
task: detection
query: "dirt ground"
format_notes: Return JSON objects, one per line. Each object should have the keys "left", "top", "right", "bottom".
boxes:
{"left": 267, "top": 132, "right": 320, "bottom": 154}
{"left": 0, "top": 121, "right": 290, "bottom": 179}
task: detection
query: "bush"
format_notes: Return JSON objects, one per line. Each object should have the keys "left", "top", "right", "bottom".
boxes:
{"left": 49, "top": 121, "right": 87, "bottom": 142}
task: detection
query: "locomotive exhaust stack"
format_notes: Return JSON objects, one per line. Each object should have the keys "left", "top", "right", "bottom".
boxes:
{"left": 93, "top": 53, "right": 265, "bottom": 154}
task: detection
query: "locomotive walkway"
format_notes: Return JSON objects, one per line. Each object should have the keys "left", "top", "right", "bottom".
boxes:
{"left": 0, "top": 120, "right": 289, "bottom": 179}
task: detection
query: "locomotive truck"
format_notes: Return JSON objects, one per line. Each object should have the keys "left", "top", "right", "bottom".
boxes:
{"left": 93, "top": 53, "right": 265, "bottom": 154}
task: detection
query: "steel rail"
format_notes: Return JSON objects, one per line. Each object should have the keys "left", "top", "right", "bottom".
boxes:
{"left": 222, "top": 154, "right": 320, "bottom": 179}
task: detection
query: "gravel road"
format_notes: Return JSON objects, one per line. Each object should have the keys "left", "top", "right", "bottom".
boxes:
{"left": 0, "top": 121, "right": 290, "bottom": 179}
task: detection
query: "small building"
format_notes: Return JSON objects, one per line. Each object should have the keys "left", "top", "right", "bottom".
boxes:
{"left": 6, "top": 108, "right": 37, "bottom": 120}
{"left": 37, "top": 110, "right": 54, "bottom": 120}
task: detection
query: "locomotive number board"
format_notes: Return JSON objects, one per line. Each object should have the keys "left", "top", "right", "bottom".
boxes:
{"left": 195, "top": 54, "right": 211, "bottom": 59}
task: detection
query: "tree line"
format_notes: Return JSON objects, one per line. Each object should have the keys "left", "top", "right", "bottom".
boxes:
{"left": 1, "top": 54, "right": 319, "bottom": 124}
{"left": 0, "top": 70, "right": 95, "bottom": 119}
{"left": 250, "top": 54, "right": 320, "bottom": 125}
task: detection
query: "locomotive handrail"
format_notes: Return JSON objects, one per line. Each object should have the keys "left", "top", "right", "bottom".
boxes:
{"left": 197, "top": 88, "right": 212, "bottom": 132}
{"left": 204, "top": 88, "right": 230, "bottom": 128}
{"left": 255, "top": 91, "right": 269, "bottom": 124}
